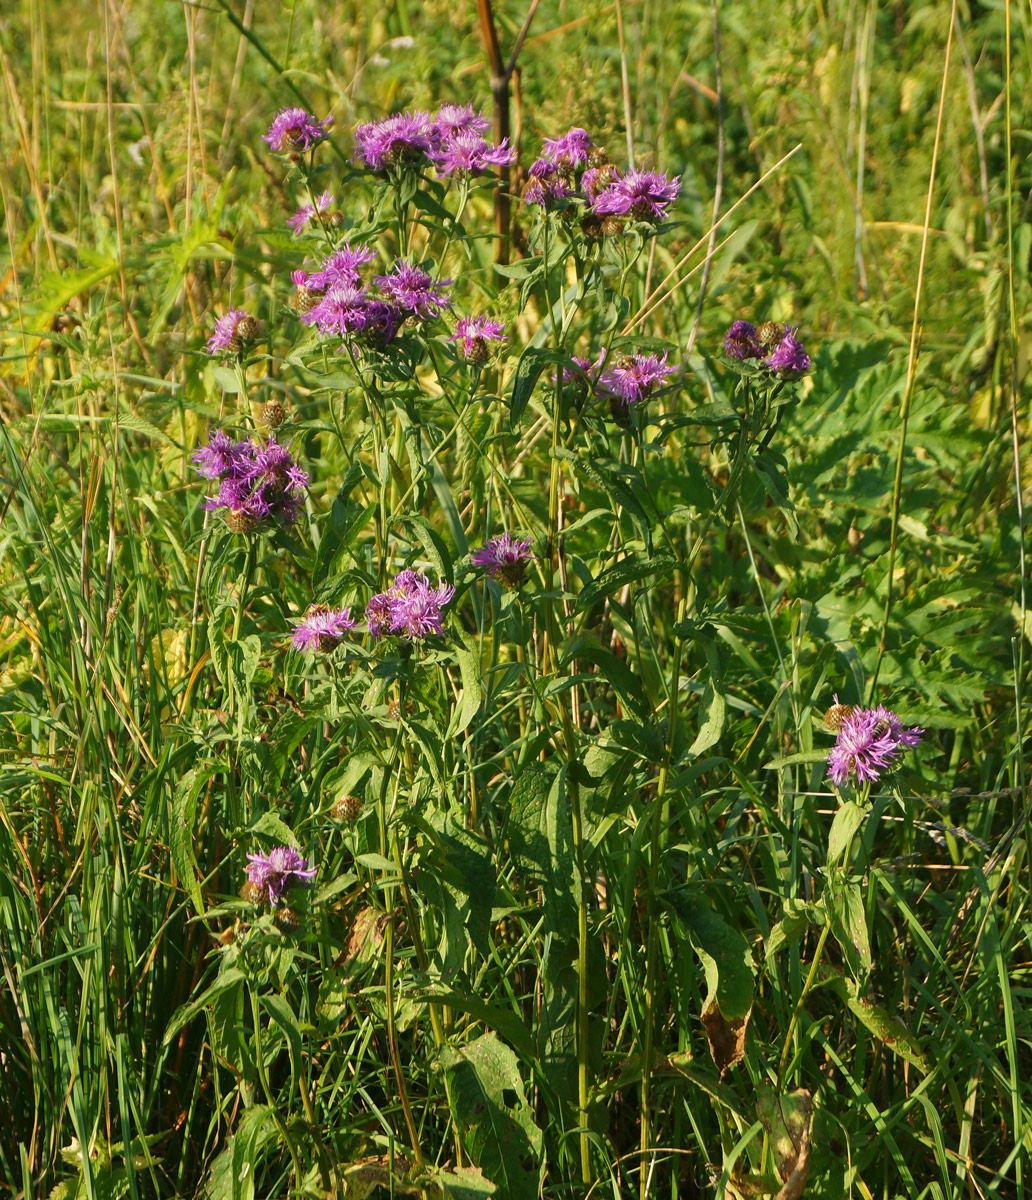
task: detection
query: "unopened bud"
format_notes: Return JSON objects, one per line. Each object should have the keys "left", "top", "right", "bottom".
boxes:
{"left": 332, "top": 794, "right": 362, "bottom": 822}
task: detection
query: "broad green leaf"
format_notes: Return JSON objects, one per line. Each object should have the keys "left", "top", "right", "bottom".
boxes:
{"left": 825, "top": 878, "right": 871, "bottom": 981}
{"left": 668, "top": 891, "right": 754, "bottom": 1021}
{"left": 440, "top": 1034, "right": 543, "bottom": 1200}
{"left": 845, "top": 994, "right": 929, "bottom": 1074}
{"left": 827, "top": 801, "right": 867, "bottom": 866}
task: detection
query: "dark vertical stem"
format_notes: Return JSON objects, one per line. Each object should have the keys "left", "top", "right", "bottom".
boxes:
{"left": 475, "top": 0, "right": 541, "bottom": 266}
{"left": 475, "top": 0, "right": 511, "bottom": 264}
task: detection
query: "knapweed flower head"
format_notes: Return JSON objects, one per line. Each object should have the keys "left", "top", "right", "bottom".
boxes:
{"left": 366, "top": 568, "right": 455, "bottom": 640}
{"left": 763, "top": 325, "right": 812, "bottom": 376}
{"left": 599, "top": 352, "right": 678, "bottom": 408}
{"left": 264, "top": 107, "right": 332, "bottom": 155}
{"left": 723, "top": 320, "right": 762, "bottom": 360}
{"left": 471, "top": 533, "right": 534, "bottom": 588}
{"left": 523, "top": 159, "right": 573, "bottom": 208}
{"left": 433, "top": 103, "right": 490, "bottom": 140}
{"left": 430, "top": 129, "right": 516, "bottom": 176}
{"left": 826, "top": 700, "right": 924, "bottom": 788}
{"left": 354, "top": 110, "right": 437, "bottom": 170}
{"left": 450, "top": 315, "right": 506, "bottom": 362}
{"left": 302, "top": 283, "right": 371, "bottom": 338}
{"left": 591, "top": 168, "right": 681, "bottom": 222}
{"left": 245, "top": 844, "right": 318, "bottom": 906}
{"left": 558, "top": 350, "right": 606, "bottom": 389}
{"left": 307, "top": 243, "right": 377, "bottom": 289}
{"left": 194, "top": 429, "right": 309, "bottom": 531}
{"left": 206, "top": 308, "right": 262, "bottom": 355}
{"left": 541, "top": 127, "right": 594, "bottom": 167}
{"left": 192, "top": 427, "right": 249, "bottom": 480}
{"left": 291, "top": 604, "right": 357, "bottom": 653}
{"left": 287, "top": 190, "right": 334, "bottom": 233}
{"left": 375, "top": 260, "right": 452, "bottom": 321}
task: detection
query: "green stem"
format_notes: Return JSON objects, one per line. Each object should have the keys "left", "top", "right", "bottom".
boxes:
{"left": 777, "top": 921, "right": 832, "bottom": 1083}
{"left": 249, "top": 986, "right": 305, "bottom": 1192}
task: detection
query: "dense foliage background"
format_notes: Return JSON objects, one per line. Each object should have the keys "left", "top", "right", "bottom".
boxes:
{"left": 0, "top": 1, "right": 1029, "bottom": 1198}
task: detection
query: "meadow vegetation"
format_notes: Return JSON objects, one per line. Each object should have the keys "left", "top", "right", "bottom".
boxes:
{"left": 0, "top": 1, "right": 1030, "bottom": 1197}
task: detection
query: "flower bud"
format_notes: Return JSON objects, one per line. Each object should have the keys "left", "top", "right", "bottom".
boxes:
{"left": 261, "top": 399, "right": 288, "bottom": 428}
{"left": 332, "top": 793, "right": 363, "bottom": 822}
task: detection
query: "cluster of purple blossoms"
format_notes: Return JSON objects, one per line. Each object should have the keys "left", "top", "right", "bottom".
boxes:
{"left": 245, "top": 845, "right": 318, "bottom": 906}
{"left": 193, "top": 429, "right": 309, "bottom": 531}
{"left": 206, "top": 308, "right": 262, "bottom": 356}
{"left": 291, "top": 604, "right": 357, "bottom": 653}
{"left": 353, "top": 104, "right": 513, "bottom": 176}
{"left": 293, "top": 248, "right": 451, "bottom": 346}
{"left": 287, "top": 190, "right": 334, "bottom": 234}
{"left": 366, "top": 569, "right": 455, "bottom": 640}
{"left": 450, "top": 315, "right": 506, "bottom": 362}
{"left": 723, "top": 320, "right": 812, "bottom": 376}
{"left": 522, "top": 127, "right": 681, "bottom": 225}
{"left": 826, "top": 699, "right": 924, "bottom": 787}
{"left": 471, "top": 533, "right": 534, "bottom": 588}
{"left": 264, "top": 107, "right": 333, "bottom": 155}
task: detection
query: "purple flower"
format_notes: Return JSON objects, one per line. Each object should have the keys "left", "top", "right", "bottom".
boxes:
{"left": 541, "top": 127, "right": 594, "bottom": 167}
{"left": 287, "top": 190, "right": 334, "bottom": 233}
{"left": 591, "top": 169, "right": 681, "bottom": 221}
{"left": 206, "top": 308, "right": 261, "bottom": 355}
{"left": 302, "top": 284, "right": 370, "bottom": 337}
{"left": 307, "top": 243, "right": 377, "bottom": 289}
{"left": 374, "top": 260, "right": 452, "bottom": 321}
{"left": 558, "top": 350, "right": 606, "bottom": 388}
{"left": 192, "top": 428, "right": 249, "bottom": 480}
{"left": 354, "top": 110, "right": 436, "bottom": 170}
{"left": 598, "top": 352, "right": 678, "bottom": 407}
{"left": 450, "top": 315, "right": 506, "bottom": 361}
{"left": 365, "top": 591, "right": 394, "bottom": 640}
{"left": 361, "top": 300, "right": 405, "bottom": 346}
{"left": 430, "top": 130, "right": 516, "bottom": 176}
{"left": 264, "top": 107, "right": 332, "bottom": 155}
{"left": 194, "top": 430, "right": 309, "bottom": 530}
{"left": 432, "top": 103, "right": 490, "bottom": 140}
{"left": 724, "top": 320, "right": 762, "bottom": 360}
{"left": 366, "top": 569, "right": 455, "bottom": 640}
{"left": 523, "top": 159, "right": 573, "bottom": 207}
{"left": 291, "top": 604, "right": 357, "bottom": 653}
{"left": 471, "top": 533, "right": 533, "bottom": 588}
{"left": 581, "top": 164, "right": 619, "bottom": 199}
{"left": 827, "top": 702, "right": 924, "bottom": 787}
{"left": 245, "top": 844, "right": 318, "bottom": 906}
{"left": 763, "top": 326, "right": 812, "bottom": 376}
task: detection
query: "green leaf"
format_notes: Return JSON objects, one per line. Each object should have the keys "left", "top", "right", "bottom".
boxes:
{"left": 430, "top": 1165, "right": 498, "bottom": 1198}
{"left": 450, "top": 632, "right": 483, "bottom": 736}
{"left": 827, "top": 801, "right": 867, "bottom": 866}
{"left": 844, "top": 994, "right": 929, "bottom": 1074}
{"left": 575, "top": 553, "right": 676, "bottom": 610}
{"left": 688, "top": 681, "right": 726, "bottom": 757}
{"left": 205, "top": 1105, "right": 276, "bottom": 1200}
{"left": 210, "top": 366, "right": 241, "bottom": 394}
{"left": 262, "top": 993, "right": 303, "bottom": 1094}
{"left": 508, "top": 346, "right": 553, "bottom": 427}
{"left": 170, "top": 767, "right": 212, "bottom": 915}
{"left": 504, "top": 765, "right": 577, "bottom": 935}
{"left": 164, "top": 968, "right": 248, "bottom": 1046}
{"left": 440, "top": 1034, "right": 543, "bottom": 1200}
{"left": 560, "top": 634, "right": 648, "bottom": 720}
{"left": 825, "top": 878, "right": 871, "bottom": 981}
{"left": 670, "top": 896, "right": 755, "bottom": 1021}
{"left": 414, "top": 989, "right": 533, "bottom": 1061}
